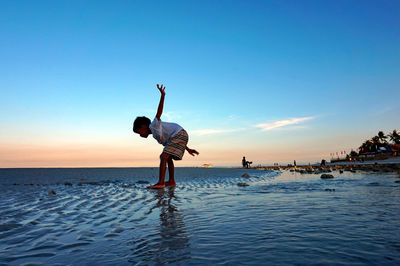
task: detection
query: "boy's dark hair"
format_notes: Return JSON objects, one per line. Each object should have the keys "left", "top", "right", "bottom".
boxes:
{"left": 133, "top": 116, "right": 151, "bottom": 132}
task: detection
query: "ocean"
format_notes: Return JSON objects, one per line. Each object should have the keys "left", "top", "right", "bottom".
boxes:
{"left": 1, "top": 167, "right": 399, "bottom": 265}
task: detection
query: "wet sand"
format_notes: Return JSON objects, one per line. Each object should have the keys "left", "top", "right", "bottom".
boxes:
{"left": 1, "top": 167, "right": 400, "bottom": 265}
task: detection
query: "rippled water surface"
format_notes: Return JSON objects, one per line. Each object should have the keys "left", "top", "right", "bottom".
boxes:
{"left": 1, "top": 167, "right": 400, "bottom": 265}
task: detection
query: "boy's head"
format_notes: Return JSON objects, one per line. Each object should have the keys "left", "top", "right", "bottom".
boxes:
{"left": 133, "top": 116, "right": 151, "bottom": 138}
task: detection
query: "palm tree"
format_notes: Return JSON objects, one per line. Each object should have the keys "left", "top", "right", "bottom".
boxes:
{"left": 359, "top": 139, "right": 375, "bottom": 153}
{"left": 371, "top": 136, "right": 380, "bottom": 145}
{"left": 389, "top": 130, "right": 400, "bottom": 144}
{"left": 378, "top": 131, "right": 388, "bottom": 144}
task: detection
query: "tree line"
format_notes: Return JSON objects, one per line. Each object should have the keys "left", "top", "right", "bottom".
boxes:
{"left": 358, "top": 130, "right": 400, "bottom": 154}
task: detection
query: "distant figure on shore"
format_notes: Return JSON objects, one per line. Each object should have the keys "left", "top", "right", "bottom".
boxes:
{"left": 294, "top": 160, "right": 297, "bottom": 167}
{"left": 320, "top": 159, "right": 326, "bottom": 167}
{"left": 242, "top": 156, "right": 252, "bottom": 168}
{"left": 133, "top": 84, "right": 199, "bottom": 189}
{"left": 242, "top": 157, "right": 247, "bottom": 168}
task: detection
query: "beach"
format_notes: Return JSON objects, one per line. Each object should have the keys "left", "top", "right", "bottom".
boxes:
{"left": 1, "top": 167, "right": 400, "bottom": 265}
{"left": 257, "top": 156, "right": 400, "bottom": 172}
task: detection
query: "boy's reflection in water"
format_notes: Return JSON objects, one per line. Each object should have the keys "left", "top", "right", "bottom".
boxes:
{"left": 155, "top": 187, "right": 190, "bottom": 253}
{"left": 131, "top": 187, "right": 191, "bottom": 264}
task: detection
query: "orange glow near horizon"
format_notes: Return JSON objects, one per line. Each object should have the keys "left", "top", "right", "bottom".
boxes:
{"left": 0, "top": 136, "right": 353, "bottom": 168}
{"left": 0, "top": 125, "right": 376, "bottom": 168}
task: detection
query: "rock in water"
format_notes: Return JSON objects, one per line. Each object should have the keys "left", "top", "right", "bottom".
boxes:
{"left": 242, "top": 173, "right": 250, "bottom": 178}
{"left": 237, "top": 182, "right": 249, "bottom": 187}
{"left": 48, "top": 189, "right": 56, "bottom": 195}
{"left": 320, "top": 174, "right": 334, "bottom": 179}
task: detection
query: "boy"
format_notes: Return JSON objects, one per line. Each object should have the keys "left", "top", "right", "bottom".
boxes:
{"left": 133, "top": 84, "right": 199, "bottom": 189}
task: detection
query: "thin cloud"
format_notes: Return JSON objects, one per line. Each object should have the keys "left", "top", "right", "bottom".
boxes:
{"left": 254, "top": 117, "right": 314, "bottom": 131}
{"left": 373, "top": 106, "right": 397, "bottom": 117}
{"left": 163, "top": 111, "right": 183, "bottom": 121}
{"left": 191, "top": 128, "right": 244, "bottom": 136}
{"left": 228, "top": 114, "right": 241, "bottom": 121}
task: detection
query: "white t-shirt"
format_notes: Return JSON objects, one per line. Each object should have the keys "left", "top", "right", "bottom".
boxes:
{"left": 149, "top": 118, "right": 183, "bottom": 146}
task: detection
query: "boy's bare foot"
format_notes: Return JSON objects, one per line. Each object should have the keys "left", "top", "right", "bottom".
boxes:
{"left": 165, "top": 181, "right": 176, "bottom": 187}
{"left": 147, "top": 183, "right": 165, "bottom": 189}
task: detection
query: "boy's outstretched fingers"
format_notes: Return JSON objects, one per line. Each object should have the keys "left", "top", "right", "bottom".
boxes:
{"left": 157, "top": 84, "right": 165, "bottom": 95}
{"left": 189, "top": 149, "right": 199, "bottom": 156}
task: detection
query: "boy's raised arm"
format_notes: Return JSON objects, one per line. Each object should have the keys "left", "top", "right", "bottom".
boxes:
{"left": 155, "top": 84, "right": 165, "bottom": 121}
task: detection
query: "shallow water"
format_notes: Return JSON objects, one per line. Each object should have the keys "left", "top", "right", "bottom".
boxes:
{"left": 0, "top": 168, "right": 400, "bottom": 265}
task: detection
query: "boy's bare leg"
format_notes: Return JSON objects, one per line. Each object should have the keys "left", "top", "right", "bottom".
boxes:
{"left": 147, "top": 153, "right": 170, "bottom": 189}
{"left": 166, "top": 157, "right": 176, "bottom": 186}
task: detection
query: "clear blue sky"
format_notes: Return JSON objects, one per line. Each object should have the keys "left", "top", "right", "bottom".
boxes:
{"left": 1, "top": 0, "right": 399, "bottom": 167}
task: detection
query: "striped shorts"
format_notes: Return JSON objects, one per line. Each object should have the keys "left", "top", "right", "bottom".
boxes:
{"left": 163, "top": 129, "right": 189, "bottom": 160}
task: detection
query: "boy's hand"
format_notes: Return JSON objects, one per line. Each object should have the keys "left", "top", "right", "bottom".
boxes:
{"left": 187, "top": 148, "right": 199, "bottom": 156}
{"left": 155, "top": 84, "right": 165, "bottom": 120}
{"left": 157, "top": 84, "right": 166, "bottom": 96}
